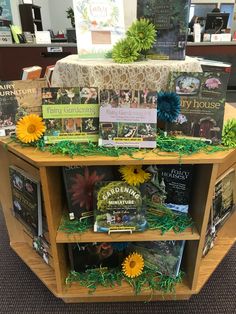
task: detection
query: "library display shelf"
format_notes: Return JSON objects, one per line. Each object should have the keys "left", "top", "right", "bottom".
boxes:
{"left": 0, "top": 140, "right": 235, "bottom": 303}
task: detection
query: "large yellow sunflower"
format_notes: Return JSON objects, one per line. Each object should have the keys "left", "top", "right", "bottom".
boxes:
{"left": 122, "top": 252, "right": 144, "bottom": 278}
{"left": 119, "top": 165, "right": 151, "bottom": 186}
{"left": 16, "top": 114, "right": 46, "bottom": 143}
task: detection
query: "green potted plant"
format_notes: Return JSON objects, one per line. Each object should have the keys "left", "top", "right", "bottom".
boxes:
{"left": 66, "top": 7, "right": 75, "bottom": 28}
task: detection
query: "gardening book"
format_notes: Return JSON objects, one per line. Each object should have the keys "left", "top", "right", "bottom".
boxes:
{"left": 168, "top": 72, "right": 229, "bottom": 144}
{"left": 62, "top": 166, "right": 117, "bottom": 219}
{"left": 137, "top": 0, "right": 190, "bottom": 60}
{"left": 73, "top": 0, "right": 125, "bottom": 59}
{"left": 9, "top": 165, "right": 42, "bottom": 237}
{"left": 42, "top": 87, "right": 99, "bottom": 144}
{"left": 68, "top": 242, "right": 128, "bottom": 272}
{"left": 99, "top": 89, "right": 157, "bottom": 148}
{"left": 0, "top": 79, "right": 46, "bottom": 136}
{"left": 144, "top": 165, "right": 193, "bottom": 214}
{"left": 93, "top": 181, "right": 147, "bottom": 233}
{"left": 128, "top": 241, "right": 185, "bottom": 278}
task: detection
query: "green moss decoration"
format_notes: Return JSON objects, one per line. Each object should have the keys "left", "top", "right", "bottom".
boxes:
{"left": 222, "top": 119, "right": 236, "bottom": 148}
{"left": 112, "top": 38, "right": 140, "bottom": 63}
{"left": 66, "top": 267, "right": 184, "bottom": 296}
{"left": 126, "top": 18, "right": 156, "bottom": 52}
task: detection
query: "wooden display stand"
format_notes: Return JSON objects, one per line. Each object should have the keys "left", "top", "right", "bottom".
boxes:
{"left": 0, "top": 137, "right": 235, "bottom": 303}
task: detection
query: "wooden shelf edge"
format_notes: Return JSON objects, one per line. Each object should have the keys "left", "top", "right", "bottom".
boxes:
{"left": 61, "top": 293, "right": 192, "bottom": 303}
{"left": 196, "top": 210, "right": 236, "bottom": 293}
{"left": 1, "top": 139, "right": 235, "bottom": 167}
{"left": 10, "top": 242, "right": 58, "bottom": 297}
{"left": 56, "top": 226, "right": 200, "bottom": 243}
{"left": 196, "top": 237, "right": 235, "bottom": 293}
{"left": 58, "top": 278, "right": 193, "bottom": 301}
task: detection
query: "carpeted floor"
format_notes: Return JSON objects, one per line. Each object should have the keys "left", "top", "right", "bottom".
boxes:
{"left": 0, "top": 207, "right": 235, "bottom": 314}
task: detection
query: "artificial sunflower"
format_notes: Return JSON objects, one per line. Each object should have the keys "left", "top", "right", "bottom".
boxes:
{"left": 126, "top": 18, "right": 156, "bottom": 52}
{"left": 122, "top": 252, "right": 144, "bottom": 278}
{"left": 16, "top": 114, "right": 46, "bottom": 143}
{"left": 119, "top": 165, "right": 151, "bottom": 186}
{"left": 112, "top": 38, "right": 139, "bottom": 63}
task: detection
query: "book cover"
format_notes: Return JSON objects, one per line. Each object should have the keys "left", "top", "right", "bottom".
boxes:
{"left": 42, "top": 87, "right": 99, "bottom": 144}
{"left": 137, "top": 0, "right": 190, "bottom": 60}
{"left": 99, "top": 89, "right": 157, "bottom": 148}
{"left": 212, "top": 167, "right": 235, "bottom": 231}
{"left": 44, "top": 65, "right": 55, "bottom": 87}
{"left": 73, "top": 0, "right": 125, "bottom": 59}
{"left": 68, "top": 242, "right": 128, "bottom": 272}
{"left": 21, "top": 66, "right": 42, "bottom": 80}
{"left": 145, "top": 165, "right": 193, "bottom": 214}
{"left": 9, "top": 165, "right": 42, "bottom": 237}
{"left": 203, "top": 167, "right": 235, "bottom": 257}
{"left": 128, "top": 240, "right": 185, "bottom": 278}
{"left": 0, "top": 80, "right": 46, "bottom": 136}
{"left": 33, "top": 235, "right": 53, "bottom": 266}
{"left": 63, "top": 165, "right": 117, "bottom": 219}
{"left": 94, "top": 181, "right": 147, "bottom": 233}
{"left": 167, "top": 72, "right": 229, "bottom": 144}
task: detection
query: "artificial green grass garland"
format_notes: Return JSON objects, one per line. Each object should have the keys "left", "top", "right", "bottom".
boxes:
{"left": 35, "top": 136, "right": 228, "bottom": 159}
{"left": 147, "top": 211, "right": 193, "bottom": 234}
{"left": 66, "top": 267, "right": 184, "bottom": 296}
{"left": 59, "top": 216, "right": 93, "bottom": 233}
{"left": 10, "top": 134, "right": 229, "bottom": 159}
{"left": 59, "top": 209, "right": 193, "bottom": 235}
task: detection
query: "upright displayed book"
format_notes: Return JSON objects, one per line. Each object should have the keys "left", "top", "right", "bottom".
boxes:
{"left": 73, "top": 0, "right": 125, "bottom": 58}
{"left": 63, "top": 165, "right": 117, "bottom": 219}
{"left": 68, "top": 242, "right": 128, "bottom": 272}
{"left": 21, "top": 66, "right": 42, "bottom": 80}
{"left": 9, "top": 165, "right": 42, "bottom": 236}
{"left": 99, "top": 89, "right": 157, "bottom": 148}
{"left": 203, "top": 167, "right": 236, "bottom": 257}
{"left": 42, "top": 87, "right": 99, "bottom": 144}
{"left": 137, "top": 0, "right": 190, "bottom": 60}
{"left": 145, "top": 165, "right": 194, "bottom": 214}
{"left": 0, "top": 79, "right": 46, "bottom": 136}
{"left": 168, "top": 72, "right": 229, "bottom": 144}
{"left": 44, "top": 65, "right": 55, "bottom": 87}
{"left": 128, "top": 241, "right": 185, "bottom": 278}
{"left": 93, "top": 181, "right": 147, "bottom": 233}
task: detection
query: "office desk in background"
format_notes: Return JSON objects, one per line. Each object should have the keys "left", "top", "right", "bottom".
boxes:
{"left": 186, "top": 42, "right": 236, "bottom": 89}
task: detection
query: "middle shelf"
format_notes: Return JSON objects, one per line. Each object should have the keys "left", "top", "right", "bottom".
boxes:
{"left": 56, "top": 225, "right": 200, "bottom": 243}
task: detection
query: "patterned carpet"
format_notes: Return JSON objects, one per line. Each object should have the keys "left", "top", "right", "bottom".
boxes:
{"left": 0, "top": 207, "right": 235, "bottom": 314}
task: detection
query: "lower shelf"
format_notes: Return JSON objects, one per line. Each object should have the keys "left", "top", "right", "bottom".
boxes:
{"left": 10, "top": 242, "right": 57, "bottom": 297}
{"left": 59, "top": 279, "right": 193, "bottom": 302}
{"left": 9, "top": 209, "right": 236, "bottom": 303}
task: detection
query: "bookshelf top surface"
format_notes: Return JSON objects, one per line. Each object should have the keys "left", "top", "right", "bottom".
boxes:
{"left": 0, "top": 139, "right": 235, "bottom": 167}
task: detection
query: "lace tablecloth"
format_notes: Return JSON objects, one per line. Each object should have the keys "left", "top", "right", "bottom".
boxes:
{"left": 52, "top": 55, "right": 202, "bottom": 90}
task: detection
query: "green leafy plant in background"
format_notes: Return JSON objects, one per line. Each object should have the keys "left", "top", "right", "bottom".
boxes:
{"left": 66, "top": 7, "right": 75, "bottom": 28}
{"left": 222, "top": 119, "right": 236, "bottom": 148}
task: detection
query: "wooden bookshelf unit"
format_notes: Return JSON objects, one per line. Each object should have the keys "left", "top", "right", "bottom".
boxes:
{"left": 0, "top": 138, "right": 235, "bottom": 303}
